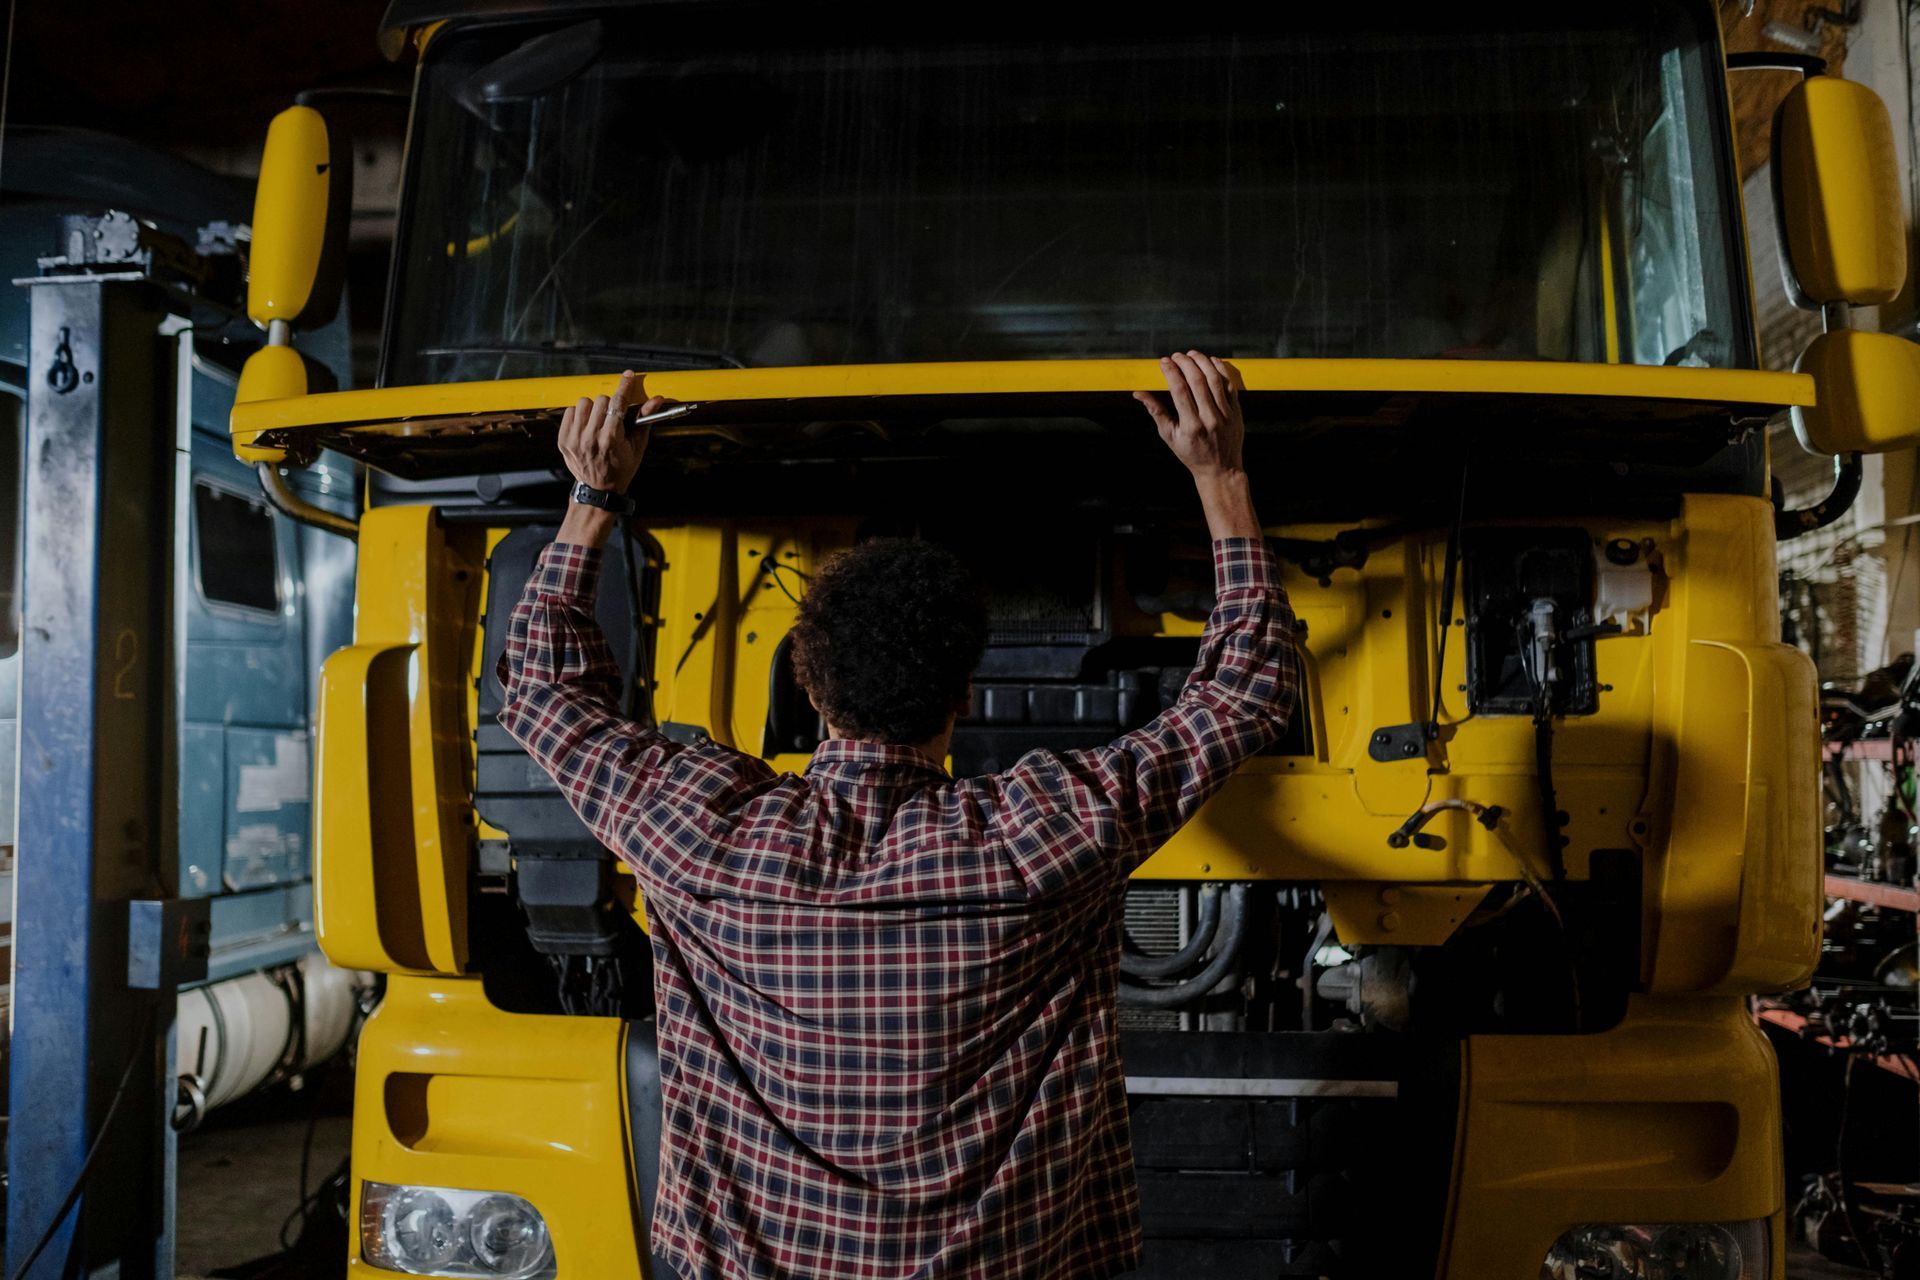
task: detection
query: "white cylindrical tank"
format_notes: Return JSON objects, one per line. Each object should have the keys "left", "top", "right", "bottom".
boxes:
{"left": 297, "top": 949, "right": 364, "bottom": 1070}
{"left": 175, "top": 951, "right": 370, "bottom": 1115}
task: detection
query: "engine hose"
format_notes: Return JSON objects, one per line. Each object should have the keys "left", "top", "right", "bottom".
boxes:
{"left": 1120, "top": 883, "right": 1223, "bottom": 979}
{"left": 1120, "top": 884, "right": 1250, "bottom": 1009}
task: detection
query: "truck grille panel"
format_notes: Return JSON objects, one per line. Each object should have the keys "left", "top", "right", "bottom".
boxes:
{"left": 1118, "top": 886, "right": 1185, "bottom": 1031}
{"left": 1123, "top": 1031, "right": 1455, "bottom": 1280}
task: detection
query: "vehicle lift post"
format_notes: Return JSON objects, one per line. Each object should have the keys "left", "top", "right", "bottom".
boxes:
{"left": 7, "top": 269, "right": 207, "bottom": 1278}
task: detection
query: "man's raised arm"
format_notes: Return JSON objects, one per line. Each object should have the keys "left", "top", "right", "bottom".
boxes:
{"left": 995, "top": 352, "right": 1299, "bottom": 874}
{"left": 496, "top": 373, "right": 764, "bottom": 857}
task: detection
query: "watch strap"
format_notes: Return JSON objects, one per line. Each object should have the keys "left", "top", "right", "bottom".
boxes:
{"left": 571, "top": 480, "right": 636, "bottom": 517}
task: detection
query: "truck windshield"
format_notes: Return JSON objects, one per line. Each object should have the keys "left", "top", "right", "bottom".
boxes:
{"left": 385, "top": 3, "right": 1750, "bottom": 386}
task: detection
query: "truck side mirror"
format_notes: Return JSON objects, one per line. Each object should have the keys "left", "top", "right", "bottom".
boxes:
{"left": 1794, "top": 329, "right": 1920, "bottom": 455}
{"left": 233, "top": 104, "right": 353, "bottom": 463}
{"left": 248, "top": 104, "right": 353, "bottom": 335}
{"left": 1773, "top": 75, "right": 1920, "bottom": 456}
{"left": 1776, "top": 76, "right": 1906, "bottom": 308}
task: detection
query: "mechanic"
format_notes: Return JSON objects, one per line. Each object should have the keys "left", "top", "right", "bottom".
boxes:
{"left": 498, "top": 351, "right": 1298, "bottom": 1280}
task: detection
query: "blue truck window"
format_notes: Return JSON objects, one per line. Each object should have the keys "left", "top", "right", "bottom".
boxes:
{"left": 192, "top": 481, "right": 279, "bottom": 615}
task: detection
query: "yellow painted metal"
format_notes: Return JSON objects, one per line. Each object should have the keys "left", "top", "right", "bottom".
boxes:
{"left": 1133, "top": 519, "right": 1656, "bottom": 885}
{"left": 231, "top": 346, "right": 307, "bottom": 463}
{"left": 1792, "top": 328, "right": 1920, "bottom": 456}
{"left": 347, "top": 974, "right": 645, "bottom": 1279}
{"left": 648, "top": 526, "right": 735, "bottom": 746}
{"left": 1441, "top": 996, "right": 1783, "bottom": 1279}
{"left": 472, "top": 527, "right": 512, "bottom": 845}
{"left": 315, "top": 643, "right": 426, "bottom": 971}
{"left": 1640, "top": 496, "right": 1820, "bottom": 993}
{"left": 1323, "top": 883, "right": 1495, "bottom": 947}
{"left": 643, "top": 521, "right": 855, "bottom": 752}
{"left": 317, "top": 506, "right": 483, "bottom": 975}
{"left": 1776, "top": 76, "right": 1907, "bottom": 307}
{"left": 247, "top": 106, "right": 336, "bottom": 327}
{"left": 227, "top": 358, "right": 1815, "bottom": 454}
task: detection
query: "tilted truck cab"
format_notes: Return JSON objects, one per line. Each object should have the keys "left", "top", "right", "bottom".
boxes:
{"left": 233, "top": 3, "right": 1917, "bottom": 1276}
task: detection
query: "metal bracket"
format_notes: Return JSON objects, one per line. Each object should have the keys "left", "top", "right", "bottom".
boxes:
{"left": 1368, "top": 721, "right": 1433, "bottom": 763}
{"left": 127, "top": 899, "right": 212, "bottom": 991}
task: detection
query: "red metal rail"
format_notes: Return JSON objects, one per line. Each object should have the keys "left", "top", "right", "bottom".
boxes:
{"left": 1825, "top": 873, "right": 1920, "bottom": 913}
{"left": 1756, "top": 1008, "right": 1920, "bottom": 1083}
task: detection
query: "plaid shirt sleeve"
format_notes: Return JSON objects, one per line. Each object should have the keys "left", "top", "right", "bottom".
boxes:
{"left": 991, "top": 537, "right": 1298, "bottom": 886}
{"left": 495, "top": 540, "right": 769, "bottom": 856}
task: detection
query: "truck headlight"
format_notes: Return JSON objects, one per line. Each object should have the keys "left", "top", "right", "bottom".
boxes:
{"left": 361, "top": 1181, "right": 556, "bottom": 1279}
{"left": 1541, "top": 1220, "right": 1768, "bottom": 1280}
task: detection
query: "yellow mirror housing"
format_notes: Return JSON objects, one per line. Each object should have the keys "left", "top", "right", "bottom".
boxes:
{"left": 1793, "top": 328, "right": 1920, "bottom": 455}
{"left": 248, "top": 106, "right": 346, "bottom": 329}
{"left": 230, "top": 346, "right": 311, "bottom": 464}
{"left": 1777, "top": 77, "right": 1907, "bottom": 307}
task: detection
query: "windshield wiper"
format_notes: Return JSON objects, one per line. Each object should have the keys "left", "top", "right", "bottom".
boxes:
{"left": 417, "top": 341, "right": 747, "bottom": 370}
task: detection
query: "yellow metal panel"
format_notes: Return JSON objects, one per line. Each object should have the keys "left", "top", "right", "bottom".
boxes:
{"left": 1136, "top": 519, "right": 1661, "bottom": 885}
{"left": 649, "top": 526, "right": 733, "bottom": 744}
{"left": 1727, "top": 642, "right": 1822, "bottom": 990}
{"left": 1777, "top": 76, "right": 1907, "bottom": 306}
{"left": 327, "top": 506, "right": 484, "bottom": 976}
{"left": 1322, "top": 882, "right": 1494, "bottom": 946}
{"left": 230, "top": 346, "right": 307, "bottom": 463}
{"left": 472, "top": 527, "right": 511, "bottom": 844}
{"left": 247, "top": 106, "right": 335, "bottom": 327}
{"left": 347, "top": 975, "right": 645, "bottom": 1279}
{"left": 1792, "top": 328, "right": 1920, "bottom": 457}
{"left": 314, "top": 643, "right": 431, "bottom": 972}
{"left": 1643, "top": 496, "right": 1819, "bottom": 993}
{"left": 732, "top": 532, "right": 798, "bottom": 754}
{"left": 1442, "top": 996, "right": 1782, "bottom": 1277}
{"left": 228, "top": 359, "right": 1816, "bottom": 450}
{"left": 729, "top": 526, "right": 851, "bottom": 752}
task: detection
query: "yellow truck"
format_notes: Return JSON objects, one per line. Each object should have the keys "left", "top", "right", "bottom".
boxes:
{"left": 230, "top": 4, "right": 1918, "bottom": 1277}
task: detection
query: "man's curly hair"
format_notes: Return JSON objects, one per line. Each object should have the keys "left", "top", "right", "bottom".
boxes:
{"left": 790, "top": 539, "right": 989, "bottom": 745}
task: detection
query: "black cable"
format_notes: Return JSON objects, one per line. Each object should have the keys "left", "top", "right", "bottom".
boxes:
{"left": 278, "top": 1080, "right": 325, "bottom": 1252}
{"left": 10, "top": 1005, "right": 156, "bottom": 1280}
{"left": 1835, "top": 1054, "right": 1873, "bottom": 1268}
{"left": 618, "top": 521, "right": 651, "bottom": 724}
{"left": 1535, "top": 711, "right": 1566, "bottom": 882}
{"left": 1428, "top": 461, "right": 1470, "bottom": 730}
{"left": 762, "top": 558, "right": 809, "bottom": 607}
{"left": 671, "top": 557, "right": 809, "bottom": 677}
{"left": 278, "top": 1154, "right": 349, "bottom": 1254}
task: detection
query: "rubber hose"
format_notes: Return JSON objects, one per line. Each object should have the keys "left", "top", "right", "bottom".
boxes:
{"left": 1120, "top": 884, "right": 1250, "bottom": 1009}
{"left": 1120, "top": 883, "right": 1223, "bottom": 979}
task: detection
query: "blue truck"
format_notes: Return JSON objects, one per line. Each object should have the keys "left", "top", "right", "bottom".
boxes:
{"left": 0, "top": 127, "right": 366, "bottom": 1117}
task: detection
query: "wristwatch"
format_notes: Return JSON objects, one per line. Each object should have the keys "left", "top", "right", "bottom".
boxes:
{"left": 571, "top": 480, "right": 636, "bottom": 517}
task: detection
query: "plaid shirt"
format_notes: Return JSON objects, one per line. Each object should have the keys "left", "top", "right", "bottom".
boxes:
{"left": 498, "top": 536, "right": 1296, "bottom": 1280}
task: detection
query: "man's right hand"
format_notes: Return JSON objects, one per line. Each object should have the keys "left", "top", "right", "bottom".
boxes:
{"left": 1135, "top": 351, "right": 1262, "bottom": 541}
{"left": 1134, "top": 350, "right": 1245, "bottom": 480}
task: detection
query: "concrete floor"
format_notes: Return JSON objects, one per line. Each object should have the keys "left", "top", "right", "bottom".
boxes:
{"left": 176, "top": 1080, "right": 351, "bottom": 1280}
{"left": 1789, "top": 1241, "right": 1878, "bottom": 1279}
